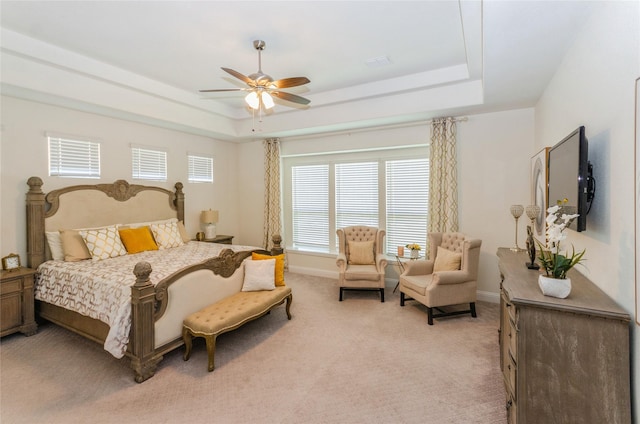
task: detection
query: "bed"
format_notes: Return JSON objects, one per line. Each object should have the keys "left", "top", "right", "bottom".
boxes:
{"left": 26, "top": 176, "right": 280, "bottom": 382}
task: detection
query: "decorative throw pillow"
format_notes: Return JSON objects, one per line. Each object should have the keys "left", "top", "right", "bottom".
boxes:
{"left": 79, "top": 226, "right": 127, "bottom": 260}
{"left": 433, "top": 246, "right": 462, "bottom": 272}
{"left": 60, "top": 229, "right": 92, "bottom": 262}
{"left": 242, "top": 258, "right": 276, "bottom": 292}
{"left": 252, "top": 252, "right": 285, "bottom": 286}
{"left": 46, "top": 231, "right": 64, "bottom": 261}
{"left": 118, "top": 226, "right": 158, "bottom": 254}
{"left": 150, "top": 221, "right": 184, "bottom": 249}
{"left": 348, "top": 240, "right": 375, "bottom": 265}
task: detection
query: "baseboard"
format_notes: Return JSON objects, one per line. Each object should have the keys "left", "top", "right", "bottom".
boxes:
{"left": 477, "top": 290, "right": 500, "bottom": 304}
{"left": 287, "top": 266, "right": 501, "bottom": 304}
{"left": 287, "top": 265, "right": 338, "bottom": 279}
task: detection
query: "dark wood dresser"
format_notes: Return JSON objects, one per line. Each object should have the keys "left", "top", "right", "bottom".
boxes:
{"left": 497, "top": 248, "right": 630, "bottom": 424}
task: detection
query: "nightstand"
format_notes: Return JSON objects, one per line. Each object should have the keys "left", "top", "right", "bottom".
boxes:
{"left": 1, "top": 267, "right": 38, "bottom": 337}
{"left": 201, "top": 235, "right": 234, "bottom": 245}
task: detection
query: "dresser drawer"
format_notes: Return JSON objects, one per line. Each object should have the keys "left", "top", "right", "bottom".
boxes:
{"left": 0, "top": 279, "right": 22, "bottom": 295}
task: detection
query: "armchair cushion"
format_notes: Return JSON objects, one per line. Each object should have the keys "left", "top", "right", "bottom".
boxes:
{"left": 433, "top": 247, "right": 462, "bottom": 272}
{"left": 401, "top": 274, "right": 432, "bottom": 296}
{"left": 347, "top": 240, "right": 375, "bottom": 264}
{"left": 344, "top": 264, "right": 380, "bottom": 281}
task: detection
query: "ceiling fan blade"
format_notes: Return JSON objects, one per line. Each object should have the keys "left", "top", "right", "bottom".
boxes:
{"left": 199, "top": 88, "right": 245, "bottom": 93}
{"left": 271, "top": 76, "right": 310, "bottom": 89}
{"left": 221, "top": 67, "right": 254, "bottom": 86}
{"left": 271, "top": 91, "right": 311, "bottom": 105}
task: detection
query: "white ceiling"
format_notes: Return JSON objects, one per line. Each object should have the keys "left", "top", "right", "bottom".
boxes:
{"left": 0, "top": 1, "right": 595, "bottom": 141}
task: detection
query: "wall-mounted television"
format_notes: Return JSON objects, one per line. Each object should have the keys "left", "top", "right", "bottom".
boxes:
{"left": 547, "top": 126, "right": 595, "bottom": 232}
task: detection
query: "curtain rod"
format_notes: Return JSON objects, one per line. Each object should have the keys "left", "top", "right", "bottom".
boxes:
{"left": 283, "top": 116, "right": 468, "bottom": 142}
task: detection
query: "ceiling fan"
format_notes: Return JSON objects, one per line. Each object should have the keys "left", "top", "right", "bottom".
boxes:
{"left": 200, "top": 40, "right": 311, "bottom": 111}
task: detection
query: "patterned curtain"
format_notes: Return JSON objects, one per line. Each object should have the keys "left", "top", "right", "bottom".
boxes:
{"left": 428, "top": 117, "right": 459, "bottom": 234}
{"left": 263, "top": 138, "right": 282, "bottom": 250}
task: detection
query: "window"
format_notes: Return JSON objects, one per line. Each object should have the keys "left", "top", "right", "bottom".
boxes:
{"left": 335, "top": 162, "right": 379, "bottom": 229}
{"left": 285, "top": 147, "right": 429, "bottom": 255}
{"left": 385, "top": 159, "right": 429, "bottom": 255}
{"left": 48, "top": 135, "right": 100, "bottom": 178}
{"left": 131, "top": 146, "right": 167, "bottom": 181}
{"left": 188, "top": 154, "right": 214, "bottom": 183}
{"left": 291, "top": 164, "right": 329, "bottom": 252}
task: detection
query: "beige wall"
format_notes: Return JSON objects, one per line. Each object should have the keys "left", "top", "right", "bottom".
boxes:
{"left": 533, "top": 1, "right": 639, "bottom": 415}
{"left": 0, "top": 96, "right": 241, "bottom": 257}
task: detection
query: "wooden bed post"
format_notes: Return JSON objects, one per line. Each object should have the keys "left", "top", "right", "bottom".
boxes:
{"left": 129, "top": 261, "right": 160, "bottom": 383}
{"left": 26, "top": 177, "right": 46, "bottom": 268}
{"left": 174, "top": 182, "right": 184, "bottom": 224}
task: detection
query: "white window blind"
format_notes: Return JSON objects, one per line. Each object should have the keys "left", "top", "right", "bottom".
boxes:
{"left": 385, "top": 158, "right": 429, "bottom": 255}
{"left": 292, "top": 164, "right": 329, "bottom": 252}
{"left": 188, "top": 154, "right": 214, "bottom": 183}
{"left": 335, "top": 161, "right": 379, "bottom": 229}
{"left": 48, "top": 136, "right": 100, "bottom": 178}
{"left": 132, "top": 146, "right": 167, "bottom": 181}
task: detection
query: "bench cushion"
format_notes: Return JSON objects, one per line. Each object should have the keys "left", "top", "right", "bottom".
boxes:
{"left": 183, "top": 286, "right": 292, "bottom": 336}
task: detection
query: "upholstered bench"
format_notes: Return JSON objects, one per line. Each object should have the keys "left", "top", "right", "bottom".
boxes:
{"left": 182, "top": 285, "right": 292, "bottom": 371}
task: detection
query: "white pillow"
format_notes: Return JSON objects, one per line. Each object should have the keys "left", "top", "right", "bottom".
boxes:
{"left": 242, "top": 259, "right": 276, "bottom": 292}
{"left": 79, "top": 226, "right": 127, "bottom": 260}
{"left": 149, "top": 221, "right": 184, "bottom": 249}
{"left": 46, "top": 231, "right": 65, "bottom": 261}
{"left": 120, "top": 218, "right": 177, "bottom": 229}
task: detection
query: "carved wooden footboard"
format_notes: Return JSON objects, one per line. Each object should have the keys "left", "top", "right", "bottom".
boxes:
{"left": 26, "top": 177, "right": 280, "bottom": 383}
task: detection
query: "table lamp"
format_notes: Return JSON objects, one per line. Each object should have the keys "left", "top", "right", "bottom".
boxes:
{"left": 201, "top": 209, "right": 218, "bottom": 240}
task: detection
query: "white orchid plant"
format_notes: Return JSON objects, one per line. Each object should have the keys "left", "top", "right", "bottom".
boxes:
{"left": 536, "top": 199, "right": 586, "bottom": 279}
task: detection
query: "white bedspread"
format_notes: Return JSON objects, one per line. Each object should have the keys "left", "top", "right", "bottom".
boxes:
{"left": 35, "top": 242, "right": 257, "bottom": 358}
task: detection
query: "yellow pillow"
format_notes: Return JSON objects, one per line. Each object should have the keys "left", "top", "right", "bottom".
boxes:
{"left": 348, "top": 240, "right": 375, "bottom": 265}
{"left": 433, "top": 246, "right": 462, "bottom": 272}
{"left": 252, "top": 252, "right": 285, "bottom": 286}
{"left": 118, "top": 226, "right": 159, "bottom": 254}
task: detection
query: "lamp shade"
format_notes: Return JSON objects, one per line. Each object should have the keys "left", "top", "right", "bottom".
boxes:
{"left": 245, "top": 92, "right": 260, "bottom": 110}
{"left": 201, "top": 209, "right": 219, "bottom": 224}
{"left": 262, "top": 92, "right": 275, "bottom": 109}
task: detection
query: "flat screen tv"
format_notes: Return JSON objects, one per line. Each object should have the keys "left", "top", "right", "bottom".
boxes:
{"left": 547, "top": 126, "right": 595, "bottom": 232}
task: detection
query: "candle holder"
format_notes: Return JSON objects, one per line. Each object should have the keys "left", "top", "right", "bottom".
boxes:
{"left": 525, "top": 204, "right": 541, "bottom": 227}
{"left": 524, "top": 205, "right": 541, "bottom": 269}
{"left": 510, "top": 204, "right": 524, "bottom": 252}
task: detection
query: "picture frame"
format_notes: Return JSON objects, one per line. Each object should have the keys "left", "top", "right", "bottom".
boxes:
{"left": 531, "top": 147, "right": 549, "bottom": 243}
{"left": 635, "top": 76, "right": 639, "bottom": 325}
{"left": 2, "top": 253, "right": 21, "bottom": 271}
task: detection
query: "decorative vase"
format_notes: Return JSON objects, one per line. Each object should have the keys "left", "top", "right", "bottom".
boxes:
{"left": 410, "top": 249, "right": 419, "bottom": 259}
{"left": 538, "top": 275, "right": 571, "bottom": 299}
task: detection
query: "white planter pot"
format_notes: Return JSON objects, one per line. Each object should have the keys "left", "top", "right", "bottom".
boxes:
{"left": 538, "top": 275, "right": 571, "bottom": 299}
{"left": 410, "top": 249, "right": 419, "bottom": 259}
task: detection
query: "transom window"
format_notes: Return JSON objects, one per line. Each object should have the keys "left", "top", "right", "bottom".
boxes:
{"left": 131, "top": 145, "right": 167, "bottom": 181}
{"left": 48, "top": 135, "right": 101, "bottom": 178}
{"left": 188, "top": 153, "right": 214, "bottom": 183}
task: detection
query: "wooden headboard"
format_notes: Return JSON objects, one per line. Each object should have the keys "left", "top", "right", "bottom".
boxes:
{"left": 26, "top": 177, "right": 184, "bottom": 268}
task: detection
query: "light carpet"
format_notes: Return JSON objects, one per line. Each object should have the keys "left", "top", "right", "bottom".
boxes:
{"left": 1, "top": 272, "right": 507, "bottom": 424}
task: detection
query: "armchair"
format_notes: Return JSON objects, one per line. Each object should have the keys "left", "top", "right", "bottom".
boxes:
{"left": 336, "top": 226, "right": 388, "bottom": 302}
{"left": 399, "top": 232, "right": 481, "bottom": 324}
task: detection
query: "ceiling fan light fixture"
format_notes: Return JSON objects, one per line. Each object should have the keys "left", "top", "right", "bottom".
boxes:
{"left": 262, "top": 92, "right": 275, "bottom": 109}
{"left": 245, "top": 91, "right": 260, "bottom": 109}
